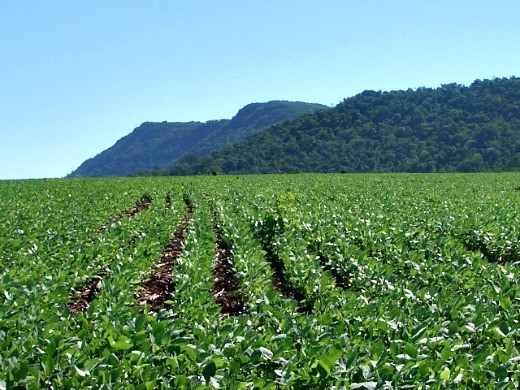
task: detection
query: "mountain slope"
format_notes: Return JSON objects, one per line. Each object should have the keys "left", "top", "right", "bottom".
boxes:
{"left": 159, "top": 77, "right": 520, "bottom": 175}
{"left": 68, "top": 101, "right": 327, "bottom": 177}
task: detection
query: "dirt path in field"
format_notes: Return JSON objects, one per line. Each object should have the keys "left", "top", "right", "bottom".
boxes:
{"left": 68, "top": 196, "right": 153, "bottom": 313}
{"left": 134, "top": 197, "right": 193, "bottom": 313}
{"left": 210, "top": 216, "right": 245, "bottom": 317}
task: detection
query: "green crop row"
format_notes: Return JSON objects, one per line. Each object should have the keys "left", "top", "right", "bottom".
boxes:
{"left": 0, "top": 173, "right": 518, "bottom": 388}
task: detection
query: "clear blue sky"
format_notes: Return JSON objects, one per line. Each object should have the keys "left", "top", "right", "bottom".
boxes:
{"left": 1, "top": 1, "right": 519, "bottom": 179}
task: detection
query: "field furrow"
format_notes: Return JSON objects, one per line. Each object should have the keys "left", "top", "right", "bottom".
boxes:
{"left": 99, "top": 194, "right": 152, "bottom": 231}
{"left": 67, "top": 268, "right": 109, "bottom": 312}
{"left": 210, "top": 215, "right": 245, "bottom": 316}
{"left": 134, "top": 196, "right": 193, "bottom": 312}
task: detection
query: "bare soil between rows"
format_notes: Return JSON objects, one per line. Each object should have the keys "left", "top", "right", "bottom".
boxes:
{"left": 68, "top": 197, "right": 153, "bottom": 313}
{"left": 134, "top": 199, "right": 193, "bottom": 313}
{"left": 66, "top": 269, "right": 109, "bottom": 312}
{"left": 210, "top": 218, "right": 245, "bottom": 317}
{"left": 265, "top": 251, "right": 312, "bottom": 313}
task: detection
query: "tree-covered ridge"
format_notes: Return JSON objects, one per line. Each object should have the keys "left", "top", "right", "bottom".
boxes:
{"left": 68, "top": 101, "right": 327, "bottom": 177}
{"left": 157, "top": 77, "right": 520, "bottom": 175}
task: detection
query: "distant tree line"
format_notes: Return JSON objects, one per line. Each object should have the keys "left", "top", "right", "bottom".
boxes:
{"left": 69, "top": 101, "right": 327, "bottom": 177}
{"left": 148, "top": 77, "right": 519, "bottom": 175}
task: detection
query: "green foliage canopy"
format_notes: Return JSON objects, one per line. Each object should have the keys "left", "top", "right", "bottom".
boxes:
{"left": 68, "top": 101, "right": 327, "bottom": 177}
{"left": 161, "top": 77, "right": 520, "bottom": 175}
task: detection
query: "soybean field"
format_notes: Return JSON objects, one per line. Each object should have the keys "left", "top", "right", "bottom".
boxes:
{"left": 0, "top": 173, "right": 519, "bottom": 388}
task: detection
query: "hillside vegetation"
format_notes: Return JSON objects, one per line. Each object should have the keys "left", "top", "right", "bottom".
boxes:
{"left": 68, "top": 101, "right": 327, "bottom": 177}
{"left": 155, "top": 77, "right": 520, "bottom": 175}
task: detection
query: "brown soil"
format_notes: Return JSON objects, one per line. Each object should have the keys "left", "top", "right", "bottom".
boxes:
{"left": 210, "top": 219, "right": 245, "bottom": 317}
{"left": 68, "top": 197, "right": 153, "bottom": 312}
{"left": 67, "top": 268, "right": 109, "bottom": 313}
{"left": 134, "top": 200, "right": 193, "bottom": 313}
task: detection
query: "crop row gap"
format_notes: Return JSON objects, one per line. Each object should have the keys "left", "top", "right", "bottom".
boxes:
{"left": 134, "top": 195, "right": 193, "bottom": 313}
{"left": 67, "top": 194, "right": 155, "bottom": 313}
{"left": 210, "top": 209, "right": 245, "bottom": 316}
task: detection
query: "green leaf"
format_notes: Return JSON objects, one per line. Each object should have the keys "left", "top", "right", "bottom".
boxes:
{"left": 74, "top": 366, "right": 89, "bottom": 377}
{"left": 440, "top": 368, "right": 450, "bottom": 381}
{"left": 317, "top": 358, "right": 331, "bottom": 376}
{"left": 328, "top": 344, "right": 344, "bottom": 363}
{"left": 350, "top": 382, "right": 378, "bottom": 389}
{"left": 111, "top": 337, "right": 133, "bottom": 351}
{"left": 440, "top": 345, "right": 453, "bottom": 361}
{"left": 40, "top": 355, "right": 54, "bottom": 376}
{"left": 389, "top": 342, "right": 399, "bottom": 359}
{"left": 202, "top": 360, "right": 217, "bottom": 381}
{"left": 499, "top": 297, "right": 511, "bottom": 311}
{"left": 259, "top": 347, "right": 273, "bottom": 360}
{"left": 495, "top": 365, "right": 508, "bottom": 380}
{"left": 404, "top": 343, "right": 418, "bottom": 359}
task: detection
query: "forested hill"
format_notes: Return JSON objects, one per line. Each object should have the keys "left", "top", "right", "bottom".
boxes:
{"left": 154, "top": 77, "right": 520, "bottom": 175}
{"left": 68, "top": 101, "right": 327, "bottom": 177}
